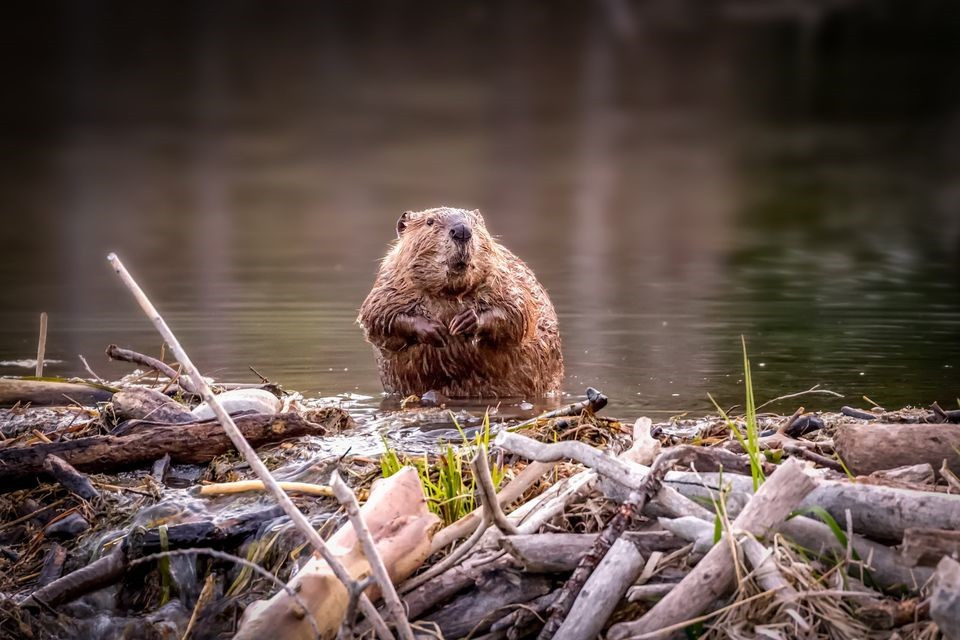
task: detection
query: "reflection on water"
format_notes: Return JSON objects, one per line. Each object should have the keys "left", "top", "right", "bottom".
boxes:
{"left": 1, "top": 2, "right": 958, "bottom": 416}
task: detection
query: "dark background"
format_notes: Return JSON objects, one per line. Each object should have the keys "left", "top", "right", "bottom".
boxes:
{"left": 1, "top": 1, "right": 958, "bottom": 414}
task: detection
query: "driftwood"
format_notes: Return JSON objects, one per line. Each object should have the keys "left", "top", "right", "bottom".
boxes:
{"left": 931, "top": 557, "right": 960, "bottom": 640}
{"left": 402, "top": 552, "right": 514, "bottom": 621}
{"left": 105, "top": 343, "right": 198, "bottom": 394}
{"left": 0, "top": 411, "right": 346, "bottom": 485}
{"left": 608, "top": 459, "right": 816, "bottom": 639}
{"left": 0, "top": 378, "right": 115, "bottom": 407}
{"left": 901, "top": 528, "right": 960, "bottom": 567}
{"left": 664, "top": 470, "right": 960, "bottom": 541}
{"left": 833, "top": 423, "right": 960, "bottom": 476}
{"left": 237, "top": 468, "right": 440, "bottom": 640}
{"left": 24, "top": 506, "right": 286, "bottom": 608}
{"left": 500, "top": 531, "right": 681, "bottom": 573}
{"left": 110, "top": 386, "right": 194, "bottom": 423}
{"left": 551, "top": 537, "right": 645, "bottom": 640}
{"left": 42, "top": 455, "right": 99, "bottom": 501}
{"left": 538, "top": 449, "right": 679, "bottom": 639}
{"left": 869, "top": 463, "right": 935, "bottom": 484}
{"left": 420, "top": 569, "right": 554, "bottom": 638}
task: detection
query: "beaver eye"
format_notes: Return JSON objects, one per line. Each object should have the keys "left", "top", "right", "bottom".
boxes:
{"left": 426, "top": 218, "right": 435, "bottom": 226}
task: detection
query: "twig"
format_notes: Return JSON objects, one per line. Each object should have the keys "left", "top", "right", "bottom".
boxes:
{"left": 330, "top": 471, "right": 415, "bottom": 640}
{"left": 181, "top": 572, "right": 216, "bottom": 640}
{"left": 0, "top": 499, "right": 66, "bottom": 533}
{"left": 754, "top": 384, "right": 842, "bottom": 412}
{"left": 401, "top": 504, "right": 490, "bottom": 595}
{"left": 105, "top": 343, "right": 199, "bottom": 395}
{"left": 783, "top": 444, "right": 845, "bottom": 473}
{"left": 78, "top": 354, "right": 106, "bottom": 384}
{"left": 198, "top": 480, "right": 334, "bottom": 498}
{"left": 616, "top": 587, "right": 783, "bottom": 639}
{"left": 36, "top": 312, "right": 48, "bottom": 377}
{"left": 509, "top": 387, "right": 607, "bottom": 431}
{"left": 472, "top": 445, "right": 519, "bottom": 535}
{"left": 106, "top": 253, "right": 391, "bottom": 640}
{"left": 430, "top": 461, "right": 554, "bottom": 553}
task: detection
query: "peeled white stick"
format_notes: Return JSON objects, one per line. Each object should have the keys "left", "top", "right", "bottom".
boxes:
{"left": 330, "top": 471, "right": 415, "bottom": 640}
{"left": 107, "top": 253, "right": 392, "bottom": 640}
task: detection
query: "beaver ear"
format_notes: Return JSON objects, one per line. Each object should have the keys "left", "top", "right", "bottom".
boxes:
{"left": 396, "top": 212, "right": 411, "bottom": 237}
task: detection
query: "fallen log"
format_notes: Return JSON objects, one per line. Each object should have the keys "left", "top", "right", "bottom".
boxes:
{"left": 236, "top": 467, "right": 440, "bottom": 640}
{"left": 0, "top": 378, "right": 115, "bottom": 407}
{"left": 551, "top": 537, "right": 645, "bottom": 640}
{"left": 500, "top": 531, "right": 682, "bottom": 573}
{"left": 0, "top": 410, "right": 348, "bottom": 485}
{"left": 608, "top": 459, "right": 816, "bottom": 640}
{"left": 110, "top": 386, "right": 194, "bottom": 424}
{"left": 403, "top": 552, "right": 514, "bottom": 621}
{"left": 42, "top": 455, "right": 99, "bottom": 501}
{"left": 420, "top": 569, "right": 554, "bottom": 638}
{"left": 833, "top": 423, "right": 960, "bottom": 477}
{"left": 664, "top": 470, "right": 960, "bottom": 541}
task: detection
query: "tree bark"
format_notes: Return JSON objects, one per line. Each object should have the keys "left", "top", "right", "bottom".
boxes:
{"left": 834, "top": 423, "right": 960, "bottom": 477}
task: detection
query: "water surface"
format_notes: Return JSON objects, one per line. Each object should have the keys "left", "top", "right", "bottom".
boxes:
{"left": 1, "top": 2, "right": 958, "bottom": 417}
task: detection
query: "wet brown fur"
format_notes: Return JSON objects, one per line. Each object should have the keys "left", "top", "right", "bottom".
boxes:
{"left": 358, "top": 207, "right": 563, "bottom": 397}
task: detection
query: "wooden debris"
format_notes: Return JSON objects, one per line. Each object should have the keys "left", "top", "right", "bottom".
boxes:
{"left": 110, "top": 386, "right": 193, "bottom": 424}
{"left": 0, "top": 411, "right": 346, "bottom": 485}
{"left": 0, "top": 378, "right": 114, "bottom": 407}
{"left": 930, "top": 556, "right": 960, "bottom": 640}
{"left": 607, "top": 459, "right": 816, "bottom": 639}
{"left": 834, "top": 423, "right": 960, "bottom": 476}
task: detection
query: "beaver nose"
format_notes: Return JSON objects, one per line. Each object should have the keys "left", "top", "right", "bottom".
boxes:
{"left": 450, "top": 223, "right": 472, "bottom": 242}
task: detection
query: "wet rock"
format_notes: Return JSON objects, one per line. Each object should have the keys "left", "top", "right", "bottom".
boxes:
{"left": 420, "top": 390, "right": 448, "bottom": 407}
{"left": 44, "top": 513, "right": 90, "bottom": 539}
{"left": 785, "top": 414, "right": 826, "bottom": 438}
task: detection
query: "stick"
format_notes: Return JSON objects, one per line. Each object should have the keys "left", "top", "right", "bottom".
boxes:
{"left": 330, "top": 471, "right": 415, "bottom": 640}
{"left": 550, "top": 537, "right": 645, "bottom": 640}
{"left": 509, "top": 387, "right": 607, "bottom": 431}
{"left": 430, "top": 460, "right": 553, "bottom": 553}
{"left": 105, "top": 343, "right": 198, "bottom": 394}
{"left": 198, "top": 480, "right": 334, "bottom": 498}
{"left": 607, "top": 459, "right": 816, "bottom": 639}
{"left": 106, "top": 253, "right": 391, "bottom": 640}
{"left": 472, "top": 445, "right": 519, "bottom": 535}
{"left": 36, "top": 312, "right": 47, "bottom": 377}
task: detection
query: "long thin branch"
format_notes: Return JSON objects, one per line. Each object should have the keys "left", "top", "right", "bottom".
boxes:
{"left": 331, "top": 471, "right": 415, "bottom": 640}
{"left": 107, "top": 253, "right": 391, "bottom": 640}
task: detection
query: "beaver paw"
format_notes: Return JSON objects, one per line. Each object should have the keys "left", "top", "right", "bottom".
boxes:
{"left": 410, "top": 317, "right": 448, "bottom": 347}
{"left": 449, "top": 308, "right": 480, "bottom": 337}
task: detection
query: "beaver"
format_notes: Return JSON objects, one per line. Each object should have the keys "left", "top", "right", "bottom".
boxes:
{"left": 358, "top": 207, "right": 563, "bottom": 398}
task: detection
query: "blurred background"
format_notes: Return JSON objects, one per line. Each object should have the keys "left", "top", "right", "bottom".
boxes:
{"left": 1, "top": 0, "right": 958, "bottom": 414}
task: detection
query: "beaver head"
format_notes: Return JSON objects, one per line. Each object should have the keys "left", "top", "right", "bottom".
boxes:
{"left": 387, "top": 207, "right": 497, "bottom": 296}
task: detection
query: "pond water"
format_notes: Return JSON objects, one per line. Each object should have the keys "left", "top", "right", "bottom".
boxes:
{"left": 1, "top": 3, "right": 959, "bottom": 419}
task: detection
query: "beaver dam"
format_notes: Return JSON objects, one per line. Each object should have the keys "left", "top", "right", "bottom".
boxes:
{"left": 0, "top": 256, "right": 956, "bottom": 640}
{"left": 2, "top": 338, "right": 960, "bottom": 640}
